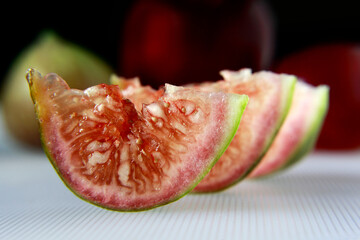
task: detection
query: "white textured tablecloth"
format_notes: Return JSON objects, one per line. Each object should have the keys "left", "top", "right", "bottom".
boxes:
{"left": 1, "top": 115, "right": 360, "bottom": 240}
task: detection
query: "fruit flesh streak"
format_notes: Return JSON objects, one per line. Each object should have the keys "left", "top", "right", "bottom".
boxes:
{"left": 38, "top": 73, "right": 218, "bottom": 208}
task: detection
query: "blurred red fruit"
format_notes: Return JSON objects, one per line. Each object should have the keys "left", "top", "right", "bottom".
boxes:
{"left": 275, "top": 43, "right": 360, "bottom": 150}
{"left": 120, "top": 0, "right": 274, "bottom": 87}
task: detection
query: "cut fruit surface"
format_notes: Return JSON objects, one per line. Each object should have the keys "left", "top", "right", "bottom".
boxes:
{"left": 191, "top": 69, "right": 296, "bottom": 192}
{"left": 27, "top": 69, "right": 248, "bottom": 211}
{"left": 113, "top": 69, "right": 296, "bottom": 192}
{"left": 109, "top": 75, "right": 164, "bottom": 111}
{"left": 248, "top": 81, "right": 329, "bottom": 178}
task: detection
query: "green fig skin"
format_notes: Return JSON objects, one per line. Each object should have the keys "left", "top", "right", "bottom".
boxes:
{"left": 1, "top": 31, "right": 113, "bottom": 147}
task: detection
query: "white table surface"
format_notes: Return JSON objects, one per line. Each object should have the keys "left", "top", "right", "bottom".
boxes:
{"left": 1, "top": 112, "right": 360, "bottom": 240}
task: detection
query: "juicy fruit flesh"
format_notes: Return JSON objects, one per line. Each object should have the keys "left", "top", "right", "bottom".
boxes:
{"left": 49, "top": 82, "right": 210, "bottom": 205}
{"left": 28, "top": 69, "right": 247, "bottom": 211}
{"left": 114, "top": 69, "right": 296, "bottom": 192}
{"left": 110, "top": 75, "right": 164, "bottom": 111}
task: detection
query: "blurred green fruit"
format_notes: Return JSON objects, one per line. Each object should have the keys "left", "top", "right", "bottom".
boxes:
{"left": 1, "top": 31, "right": 113, "bottom": 147}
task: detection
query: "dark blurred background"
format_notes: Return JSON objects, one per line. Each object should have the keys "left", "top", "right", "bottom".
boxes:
{"left": 2, "top": 0, "right": 360, "bottom": 89}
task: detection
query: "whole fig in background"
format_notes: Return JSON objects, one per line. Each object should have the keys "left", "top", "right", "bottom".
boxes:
{"left": 120, "top": 0, "right": 274, "bottom": 87}
{"left": 1, "top": 31, "right": 113, "bottom": 147}
{"left": 274, "top": 43, "right": 360, "bottom": 150}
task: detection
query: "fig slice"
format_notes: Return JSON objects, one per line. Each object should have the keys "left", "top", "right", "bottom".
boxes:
{"left": 191, "top": 69, "right": 296, "bottom": 192}
{"left": 26, "top": 68, "right": 248, "bottom": 211}
{"left": 249, "top": 81, "right": 329, "bottom": 178}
